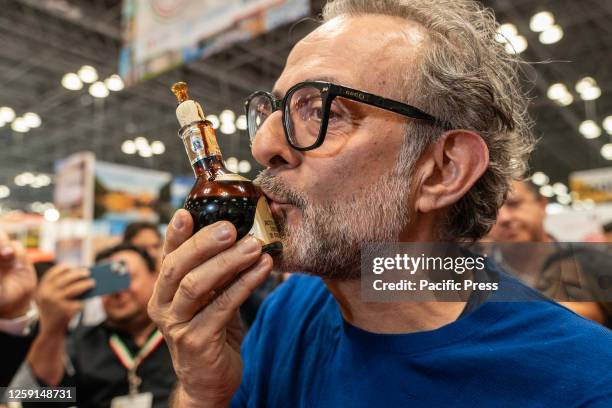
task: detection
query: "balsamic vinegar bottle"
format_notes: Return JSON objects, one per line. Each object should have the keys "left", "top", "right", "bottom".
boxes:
{"left": 171, "top": 82, "right": 282, "bottom": 255}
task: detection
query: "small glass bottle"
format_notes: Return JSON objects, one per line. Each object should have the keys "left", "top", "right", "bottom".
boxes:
{"left": 171, "top": 82, "right": 282, "bottom": 255}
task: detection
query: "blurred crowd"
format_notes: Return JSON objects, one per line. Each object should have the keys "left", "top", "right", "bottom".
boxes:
{"left": 0, "top": 180, "right": 611, "bottom": 406}
{"left": 0, "top": 221, "right": 281, "bottom": 407}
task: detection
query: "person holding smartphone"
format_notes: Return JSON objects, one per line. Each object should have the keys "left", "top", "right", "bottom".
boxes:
{"left": 25, "top": 243, "right": 176, "bottom": 408}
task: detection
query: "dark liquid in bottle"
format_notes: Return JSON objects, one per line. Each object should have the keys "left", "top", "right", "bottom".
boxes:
{"left": 184, "top": 179, "right": 259, "bottom": 240}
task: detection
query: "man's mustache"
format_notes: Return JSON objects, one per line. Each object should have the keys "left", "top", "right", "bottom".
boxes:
{"left": 254, "top": 170, "right": 307, "bottom": 210}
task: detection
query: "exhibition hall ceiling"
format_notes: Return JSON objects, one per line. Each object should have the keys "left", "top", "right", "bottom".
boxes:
{"left": 0, "top": 0, "right": 610, "bottom": 209}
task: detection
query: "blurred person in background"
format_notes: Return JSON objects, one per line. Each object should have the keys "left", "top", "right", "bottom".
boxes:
{"left": 0, "top": 230, "right": 37, "bottom": 386}
{"left": 25, "top": 243, "right": 175, "bottom": 407}
{"left": 603, "top": 221, "right": 612, "bottom": 243}
{"left": 123, "top": 221, "right": 163, "bottom": 268}
{"left": 488, "top": 179, "right": 610, "bottom": 325}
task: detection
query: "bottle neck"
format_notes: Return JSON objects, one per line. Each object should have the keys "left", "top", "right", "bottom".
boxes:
{"left": 192, "top": 155, "right": 232, "bottom": 179}
{"left": 180, "top": 120, "right": 233, "bottom": 179}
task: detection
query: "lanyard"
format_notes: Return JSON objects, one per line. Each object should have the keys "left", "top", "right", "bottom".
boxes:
{"left": 109, "top": 329, "right": 164, "bottom": 395}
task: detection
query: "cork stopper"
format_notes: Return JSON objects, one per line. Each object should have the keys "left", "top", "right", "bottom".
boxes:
{"left": 171, "top": 82, "right": 205, "bottom": 127}
{"left": 171, "top": 82, "right": 189, "bottom": 103}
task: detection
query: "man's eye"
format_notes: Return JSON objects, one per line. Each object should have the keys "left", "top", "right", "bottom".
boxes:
{"left": 296, "top": 97, "right": 324, "bottom": 121}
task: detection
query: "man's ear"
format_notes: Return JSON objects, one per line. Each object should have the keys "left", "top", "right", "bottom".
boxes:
{"left": 415, "top": 130, "right": 489, "bottom": 213}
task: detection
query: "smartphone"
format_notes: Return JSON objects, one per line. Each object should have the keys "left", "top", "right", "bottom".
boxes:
{"left": 79, "top": 261, "right": 131, "bottom": 299}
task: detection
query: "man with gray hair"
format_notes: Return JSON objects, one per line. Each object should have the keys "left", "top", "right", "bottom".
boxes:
{"left": 148, "top": 0, "right": 612, "bottom": 406}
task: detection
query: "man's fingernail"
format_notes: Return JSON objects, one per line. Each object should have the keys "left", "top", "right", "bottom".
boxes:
{"left": 213, "top": 223, "right": 233, "bottom": 241}
{"left": 238, "top": 236, "right": 260, "bottom": 254}
{"left": 172, "top": 213, "right": 185, "bottom": 230}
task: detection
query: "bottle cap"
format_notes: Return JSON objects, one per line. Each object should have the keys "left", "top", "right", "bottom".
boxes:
{"left": 171, "top": 82, "right": 206, "bottom": 127}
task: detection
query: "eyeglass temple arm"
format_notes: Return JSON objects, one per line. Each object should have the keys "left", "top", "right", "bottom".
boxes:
{"left": 333, "top": 85, "right": 453, "bottom": 130}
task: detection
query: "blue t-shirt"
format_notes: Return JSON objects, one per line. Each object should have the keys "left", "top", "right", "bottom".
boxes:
{"left": 232, "top": 266, "right": 612, "bottom": 407}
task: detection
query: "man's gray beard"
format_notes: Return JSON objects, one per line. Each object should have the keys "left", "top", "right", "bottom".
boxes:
{"left": 255, "top": 161, "right": 413, "bottom": 280}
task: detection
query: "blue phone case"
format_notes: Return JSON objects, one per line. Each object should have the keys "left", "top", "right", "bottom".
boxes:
{"left": 80, "top": 261, "right": 131, "bottom": 299}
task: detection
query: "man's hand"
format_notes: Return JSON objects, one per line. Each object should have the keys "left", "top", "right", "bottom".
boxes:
{"left": 0, "top": 230, "right": 37, "bottom": 319}
{"left": 148, "top": 210, "right": 273, "bottom": 408}
{"left": 36, "top": 264, "right": 95, "bottom": 335}
{"left": 27, "top": 264, "right": 94, "bottom": 386}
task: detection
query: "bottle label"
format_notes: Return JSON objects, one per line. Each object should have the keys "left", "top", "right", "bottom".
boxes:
{"left": 190, "top": 133, "right": 204, "bottom": 154}
{"left": 249, "top": 196, "right": 282, "bottom": 245}
{"left": 184, "top": 124, "right": 221, "bottom": 164}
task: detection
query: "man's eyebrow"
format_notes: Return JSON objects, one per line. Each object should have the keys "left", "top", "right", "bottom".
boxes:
{"left": 271, "top": 75, "right": 341, "bottom": 98}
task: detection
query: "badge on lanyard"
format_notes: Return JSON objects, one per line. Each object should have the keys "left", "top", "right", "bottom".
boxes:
{"left": 111, "top": 392, "right": 153, "bottom": 408}
{"left": 108, "top": 329, "right": 164, "bottom": 406}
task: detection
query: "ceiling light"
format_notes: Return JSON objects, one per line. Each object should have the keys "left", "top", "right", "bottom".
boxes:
{"left": 44, "top": 208, "right": 60, "bottom": 222}
{"left": 78, "top": 65, "right": 98, "bottom": 83}
{"left": 529, "top": 11, "right": 554, "bottom": 32}
{"left": 552, "top": 182, "right": 568, "bottom": 196}
{"left": 104, "top": 74, "right": 124, "bottom": 92}
{"left": 220, "top": 122, "right": 236, "bottom": 135}
{"left": 23, "top": 112, "right": 41, "bottom": 128}
{"left": 546, "top": 83, "right": 567, "bottom": 101}
{"left": 539, "top": 185, "right": 554, "bottom": 198}
{"left": 531, "top": 171, "right": 549, "bottom": 186}
{"left": 504, "top": 35, "right": 527, "bottom": 54}
{"left": 580, "top": 86, "right": 601, "bottom": 101}
{"left": 139, "top": 145, "right": 153, "bottom": 158}
{"left": 0, "top": 185, "right": 10, "bottom": 199}
{"left": 151, "top": 141, "right": 165, "bottom": 155}
{"left": 220, "top": 109, "right": 236, "bottom": 123}
{"left": 11, "top": 117, "right": 29, "bottom": 133}
{"left": 603, "top": 116, "right": 612, "bottom": 135}
{"left": 236, "top": 115, "right": 247, "bottom": 131}
{"left": 226, "top": 157, "right": 239, "bottom": 173}
{"left": 238, "top": 160, "right": 252, "bottom": 173}
{"left": 21, "top": 172, "right": 34, "bottom": 185}
{"left": 134, "top": 136, "right": 149, "bottom": 150}
{"left": 0, "top": 107, "right": 16, "bottom": 122}
{"left": 61, "top": 73, "right": 83, "bottom": 90}
{"left": 557, "top": 194, "right": 571, "bottom": 205}
{"left": 14, "top": 175, "right": 26, "bottom": 186}
{"left": 539, "top": 25, "right": 563, "bottom": 44}
{"left": 121, "top": 140, "right": 137, "bottom": 154}
{"left": 35, "top": 174, "right": 51, "bottom": 187}
{"left": 89, "top": 81, "right": 109, "bottom": 98}
{"left": 575, "top": 77, "right": 596, "bottom": 94}
{"left": 579, "top": 120, "right": 601, "bottom": 139}
{"left": 601, "top": 143, "right": 612, "bottom": 160}
{"left": 557, "top": 93, "right": 573, "bottom": 106}
{"left": 206, "top": 115, "right": 220, "bottom": 129}
{"left": 497, "top": 23, "right": 518, "bottom": 41}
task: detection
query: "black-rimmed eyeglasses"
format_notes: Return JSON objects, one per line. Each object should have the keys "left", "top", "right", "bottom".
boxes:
{"left": 244, "top": 81, "right": 453, "bottom": 152}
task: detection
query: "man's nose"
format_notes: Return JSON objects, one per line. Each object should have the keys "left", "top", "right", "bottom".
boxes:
{"left": 496, "top": 206, "right": 511, "bottom": 225}
{"left": 251, "top": 111, "right": 301, "bottom": 170}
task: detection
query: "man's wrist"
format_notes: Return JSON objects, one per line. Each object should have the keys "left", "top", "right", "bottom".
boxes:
{"left": 172, "top": 384, "right": 230, "bottom": 408}
{"left": 0, "top": 298, "right": 33, "bottom": 319}
{"left": 0, "top": 302, "right": 38, "bottom": 335}
{"left": 37, "top": 322, "right": 68, "bottom": 341}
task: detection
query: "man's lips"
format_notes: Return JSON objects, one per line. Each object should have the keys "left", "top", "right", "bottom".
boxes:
{"left": 261, "top": 191, "right": 294, "bottom": 217}
{"left": 261, "top": 190, "right": 288, "bottom": 205}
{"left": 270, "top": 200, "right": 293, "bottom": 215}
